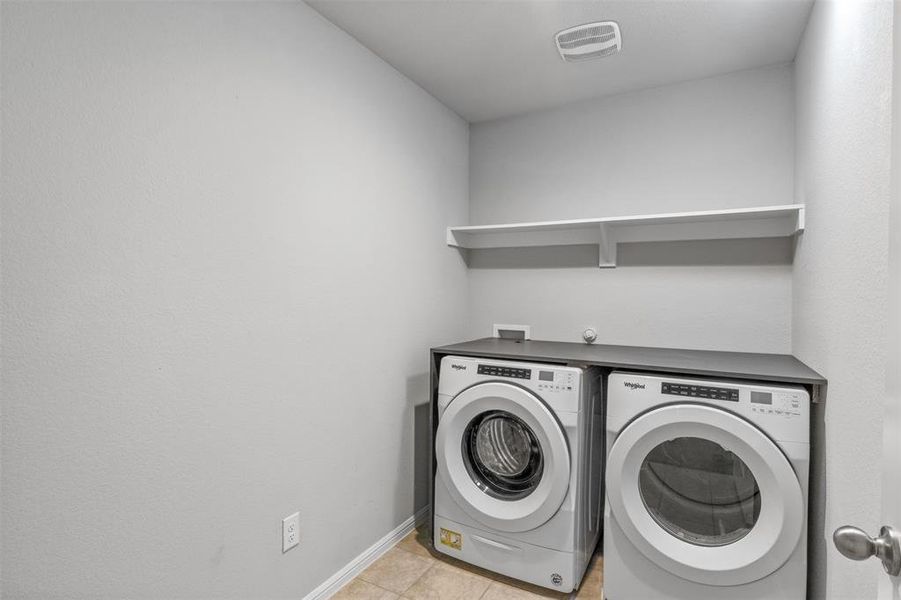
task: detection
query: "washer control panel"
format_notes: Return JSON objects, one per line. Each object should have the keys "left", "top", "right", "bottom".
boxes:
{"left": 749, "top": 390, "right": 804, "bottom": 418}
{"left": 537, "top": 370, "right": 575, "bottom": 393}
{"left": 474, "top": 364, "right": 575, "bottom": 392}
{"left": 477, "top": 364, "right": 530, "bottom": 379}
{"left": 440, "top": 357, "right": 587, "bottom": 414}
{"left": 662, "top": 382, "right": 739, "bottom": 402}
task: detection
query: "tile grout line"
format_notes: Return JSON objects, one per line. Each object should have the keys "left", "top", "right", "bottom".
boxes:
{"left": 477, "top": 580, "right": 492, "bottom": 600}
{"left": 354, "top": 544, "right": 432, "bottom": 599}
{"left": 399, "top": 557, "right": 440, "bottom": 599}
{"left": 394, "top": 539, "right": 438, "bottom": 597}
{"left": 393, "top": 541, "right": 496, "bottom": 598}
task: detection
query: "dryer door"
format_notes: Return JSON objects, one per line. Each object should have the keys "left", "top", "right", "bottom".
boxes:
{"left": 436, "top": 382, "right": 571, "bottom": 533}
{"left": 606, "top": 404, "right": 804, "bottom": 586}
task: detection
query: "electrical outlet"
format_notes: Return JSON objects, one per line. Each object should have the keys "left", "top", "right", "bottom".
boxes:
{"left": 282, "top": 512, "right": 300, "bottom": 552}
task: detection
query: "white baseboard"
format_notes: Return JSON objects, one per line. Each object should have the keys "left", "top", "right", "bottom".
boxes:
{"left": 302, "top": 507, "right": 430, "bottom": 600}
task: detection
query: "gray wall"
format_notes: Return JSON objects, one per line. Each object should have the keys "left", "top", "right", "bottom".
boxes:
{"left": 792, "top": 1, "right": 893, "bottom": 598}
{"left": 0, "top": 2, "right": 468, "bottom": 598}
{"left": 467, "top": 65, "right": 795, "bottom": 352}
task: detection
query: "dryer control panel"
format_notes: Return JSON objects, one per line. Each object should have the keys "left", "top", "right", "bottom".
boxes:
{"left": 607, "top": 371, "right": 810, "bottom": 443}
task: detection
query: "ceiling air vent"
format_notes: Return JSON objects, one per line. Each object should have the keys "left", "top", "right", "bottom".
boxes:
{"left": 555, "top": 21, "right": 621, "bottom": 62}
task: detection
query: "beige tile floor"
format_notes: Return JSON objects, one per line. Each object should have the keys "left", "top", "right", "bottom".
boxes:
{"left": 332, "top": 528, "right": 603, "bottom": 600}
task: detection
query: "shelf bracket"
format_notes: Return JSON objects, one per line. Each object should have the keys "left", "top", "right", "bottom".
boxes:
{"left": 446, "top": 227, "right": 461, "bottom": 248}
{"left": 599, "top": 223, "right": 617, "bottom": 268}
{"left": 795, "top": 206, "right": 806, "bottom": 234}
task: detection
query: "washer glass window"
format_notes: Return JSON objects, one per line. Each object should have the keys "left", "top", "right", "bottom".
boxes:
{"left": 463, "top": 411, "right": 544, "bottom": 500}
{"left": 638, "top": 436, "right": 761, "bottom": 546}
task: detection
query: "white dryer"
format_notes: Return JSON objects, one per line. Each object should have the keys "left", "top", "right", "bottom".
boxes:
{"left": 433, "top": 355, "right": 603, "bottom": 592}
{"left": 604, "top": 371, "right": 810, "bottom": 600}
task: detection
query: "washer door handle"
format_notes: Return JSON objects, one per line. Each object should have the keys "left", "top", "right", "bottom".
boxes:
{"left": 833, "top": 525, "right": 901, "bottom": 576}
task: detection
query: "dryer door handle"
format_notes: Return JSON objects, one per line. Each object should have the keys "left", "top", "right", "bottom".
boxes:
{"left": 472, "top": 534, "right": 521, "bottom": 553}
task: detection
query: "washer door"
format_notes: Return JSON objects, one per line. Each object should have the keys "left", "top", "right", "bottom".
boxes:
{"left": 436, "top": 382, "right": 570, "bottom": 533}
{"left": 606, "top": 404, "right": 804, "bottom": 586}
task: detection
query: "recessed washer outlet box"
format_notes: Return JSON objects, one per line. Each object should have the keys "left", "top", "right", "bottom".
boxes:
{"left": 493, "top": 324, "right": 531, "bottom": 340}
{"left": 555, "top": 21, "right": 622, "bottom": 62}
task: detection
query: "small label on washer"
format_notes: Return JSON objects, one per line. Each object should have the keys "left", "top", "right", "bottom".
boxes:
{"left": 439, "top": 528, "right": 462, "bottom": 550}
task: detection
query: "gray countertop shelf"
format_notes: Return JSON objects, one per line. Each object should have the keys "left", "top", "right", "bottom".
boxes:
{"left": 431, "top": 338, "right": 826, "bottom": 387}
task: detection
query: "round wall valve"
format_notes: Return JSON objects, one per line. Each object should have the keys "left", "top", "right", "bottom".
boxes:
{"left": 582, "top": 328, "right": 597, "bottom": 344}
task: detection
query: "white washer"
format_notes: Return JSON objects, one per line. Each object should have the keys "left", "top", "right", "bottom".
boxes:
{"left": 604, "top": 371, "right": 810, "bottom": 600}
{"left": 434, "top": 355, "right": 603, "bottom": 592}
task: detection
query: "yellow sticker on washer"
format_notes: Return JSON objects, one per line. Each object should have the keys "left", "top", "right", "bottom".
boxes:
{"left": 439, "top": 528, "right": 462, "bottom": 550}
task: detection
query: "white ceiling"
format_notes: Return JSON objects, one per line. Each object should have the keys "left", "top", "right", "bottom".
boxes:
{"left": 306, "top": 0, "right": 814, "bottom": 123}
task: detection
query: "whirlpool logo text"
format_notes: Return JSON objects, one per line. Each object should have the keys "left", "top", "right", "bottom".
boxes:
{"left": 623, "top": 381, "right": 646, "bottom": 390}
{"left": 451, "top": 364, "right": 467, "bottom": 371}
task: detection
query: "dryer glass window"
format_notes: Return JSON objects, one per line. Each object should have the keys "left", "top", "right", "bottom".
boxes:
{"left": 638, "top": 436, "right": 761, "bottom": 547}
{"left": 463, "top": 411, "right": 543, "bottom": 500}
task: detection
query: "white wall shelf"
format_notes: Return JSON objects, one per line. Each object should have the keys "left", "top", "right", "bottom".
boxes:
{"left": 447, "top": 204, "right": 805, "bottom": 268}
